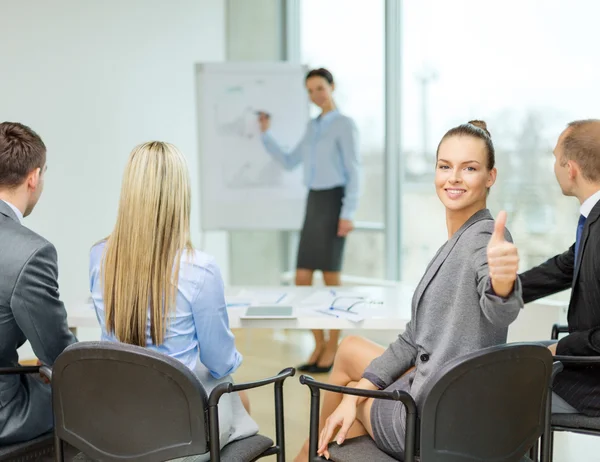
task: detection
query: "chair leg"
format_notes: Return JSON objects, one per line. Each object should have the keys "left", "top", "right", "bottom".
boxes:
{"left": 307, "top": 386, "right": 321, "bottom": 462}
{"left": 54, "top": 435, "right": 64, "bottom": 462}
{"left": 274, "top": 381, "right": 286, "bottom": 462}
{"left": 529, "top": 438, "right": 539, "bottom": 461}
{"left": 208, "top": 404, "right": 222, "bottom": 462}
{"left": 540, "top": 429, "right": 555, "bottom": 462}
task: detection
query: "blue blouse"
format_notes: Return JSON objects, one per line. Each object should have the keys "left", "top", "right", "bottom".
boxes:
{"left": 89, "top": 242, "right": 241, "bottom": 379}
{"left": 261, "top": 110, "right": 361, "bottom": 220}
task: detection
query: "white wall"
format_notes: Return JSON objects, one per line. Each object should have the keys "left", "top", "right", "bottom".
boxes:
{"left": 0, "top": 0, "right": 227, "bottom": 310}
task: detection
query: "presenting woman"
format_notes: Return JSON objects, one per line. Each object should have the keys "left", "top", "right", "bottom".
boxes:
{"left": 258, "top": 68, "right": 361, "bottom": 373}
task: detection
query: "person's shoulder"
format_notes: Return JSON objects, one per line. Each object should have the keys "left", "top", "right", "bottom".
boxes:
{"left": 0, "top": 218, "right": 54, "bottom": 261}
{"left": 465, "top": 217, "right": 514, "bottom": 244}
{"left": 335, "top": 113, "right": 357, "bottom": 128}
{"left": 89, "top": 240, "right": 107, "bottom": 264}
{"left": 469, "top": 218, "right": 495, "bottom": 235}
{"left": 179, "top": 249, "right": 225, "bottom": 294}
{"left": 181, "top": 249, "right": 221, "bottom": 275}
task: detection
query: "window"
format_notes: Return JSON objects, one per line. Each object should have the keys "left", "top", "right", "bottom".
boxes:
{"left": 400, "top": 0, "right": 599, "bottom": 282}
{"left": 300, "top": 0, "right": 386, "bottom": 278}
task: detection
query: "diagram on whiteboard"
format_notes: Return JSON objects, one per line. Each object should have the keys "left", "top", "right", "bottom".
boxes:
{"left": 213, "top": 79, "right": 295, "bottom": 189}
{"left": 197, "top": 63, "right": 309, "bottom": 230}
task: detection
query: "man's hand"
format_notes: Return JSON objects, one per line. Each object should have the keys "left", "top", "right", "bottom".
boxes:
{"left": 548, "top": 343, "right": 558, "bottom": 356}
{"left": 36, "top": 359, "right": 50, "bottom": 384}
{"left": 338, "top": 219, "right": 354, "bottom": 237}
{"left": 487, "top": 211, "right": 519, "bottom": 298}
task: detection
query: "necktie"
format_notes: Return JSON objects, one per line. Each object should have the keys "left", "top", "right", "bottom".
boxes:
{"left": 575, "top": 214, "right": 587, "bottom": 263}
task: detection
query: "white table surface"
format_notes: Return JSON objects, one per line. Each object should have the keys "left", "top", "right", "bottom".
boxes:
{"left": 68, "top": 285, "right": 415, "bottom": 331}
{"left": 67, "top": 284, "right": 568, "bottom": 333}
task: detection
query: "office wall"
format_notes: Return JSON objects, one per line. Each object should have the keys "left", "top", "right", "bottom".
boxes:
{"left": 0, "top": 0, "right": 227, "bottom": 309}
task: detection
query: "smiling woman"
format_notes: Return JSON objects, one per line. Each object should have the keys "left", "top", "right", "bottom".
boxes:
{"left": 435, "top": 120, "right": 497, "bottom": 236}
{"left": 292, "top": 120, "right": 523, "bottom": 461}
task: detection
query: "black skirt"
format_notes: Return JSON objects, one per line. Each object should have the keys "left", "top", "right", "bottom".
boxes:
{"left": 296, "top": 187, "right": 346, "bottom": 272}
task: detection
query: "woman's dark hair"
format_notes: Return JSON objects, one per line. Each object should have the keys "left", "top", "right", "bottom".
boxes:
{"left": 305, "top": 68, "right": 334, "bottom": 85}
{"left": 436, "top": 120, "right": 495, "bottom": 170}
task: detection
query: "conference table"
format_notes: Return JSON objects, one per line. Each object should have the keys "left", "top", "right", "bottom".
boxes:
{"left": 67, "top": 284, "right": 567, "bottom": 341}
{"left": 67, "top": 285, "right": 414, "bottom": 334}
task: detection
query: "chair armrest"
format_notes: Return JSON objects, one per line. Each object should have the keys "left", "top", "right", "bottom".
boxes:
{"left": 554, "top": 355, "right": 600, "bottom": 367}
{"left": 208, "top": 367, "right": 295, "bottom": 405}
{"left": 299, "top": 375, "right": 416, "bottom": 408}
{"left": 552, "top": 361, "right": 564, "bottom": 379}
{"left": 39, "top": 365, "right": 53, "bottom": 382}
{"left": 207, "top": 367, "right": 296, "bottom": 461}
{"left": 299, "top": 374, "right": 418, "bottom": 462}
{"left": 0, "top": 366, "right": 41, "bottom": 375}
{"left": 230, "top": 367, "right": 295, "bottom": 393}
{"left": 551, "top": 324, "right": 569, "bottom": 340}
{"left": 0, "top": 365, "right": 52, "bottom": 383}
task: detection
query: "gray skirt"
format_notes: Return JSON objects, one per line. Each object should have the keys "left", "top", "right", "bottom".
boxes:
{"left": 370, "top": 369, "right": 416, "bottom": 460}
{"left": 296, "top": 187, "right": 346, "bottom": 272}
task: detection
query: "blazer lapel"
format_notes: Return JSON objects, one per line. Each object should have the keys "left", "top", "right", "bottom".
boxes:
{"left": 412, "top": 209, "right": 493, "bottom": 311}
{"left": 573, "top": 200, "right": 600, "bottom": 285}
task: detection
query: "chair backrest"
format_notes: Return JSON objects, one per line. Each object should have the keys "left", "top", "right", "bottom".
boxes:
{"left": 52, "top": 341, "right": 210, "bottom": 462}
{"left": 418, "top": 343, "right": 552, "bottom": 462}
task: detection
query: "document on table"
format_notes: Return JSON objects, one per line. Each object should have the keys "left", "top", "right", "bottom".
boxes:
{"left": 300, "top": 290, "right": 363, "bottom": 307}
{"left": 313, "top": 307, "right": 365, "bottom": 323}
{"left": 300, "top": 290, "right": 382, "bottom": 313}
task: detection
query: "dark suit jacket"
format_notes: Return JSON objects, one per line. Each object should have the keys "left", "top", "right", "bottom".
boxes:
{"left": 520, "top": 199, "right": 600, "bottom": 416}
{"left": 0, "top": 200, "right": 76, "bottom": 444}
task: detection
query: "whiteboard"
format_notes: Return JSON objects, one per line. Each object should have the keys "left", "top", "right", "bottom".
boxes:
{"left": 196, "top": 62, "right": 309, "bottom": 231}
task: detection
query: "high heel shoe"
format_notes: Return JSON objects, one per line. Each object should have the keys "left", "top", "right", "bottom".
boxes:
{"left": 306, "top": 363, "right": 333, "bottom": 374}
{"left": 297, "top": 362, "right": 317, "bottom": 372}
{"left": 299, "top": 345, "right": 327, "bottom": 372}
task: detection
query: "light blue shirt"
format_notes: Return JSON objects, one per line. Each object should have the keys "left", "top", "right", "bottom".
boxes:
{"left": 89, "top": 242, "right": 241, "bottom": 379}
{"left": 261, "top": 110, "right": 361, "bottom": 220}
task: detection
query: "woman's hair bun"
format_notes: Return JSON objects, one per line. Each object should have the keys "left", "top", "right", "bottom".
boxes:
{"left": 467, "top": 120, "right": 491, "bottom": 138}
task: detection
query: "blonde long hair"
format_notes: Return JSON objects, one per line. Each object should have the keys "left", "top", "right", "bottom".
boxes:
{"left": 102, "top": 141, "right": 193, "bottom": 346}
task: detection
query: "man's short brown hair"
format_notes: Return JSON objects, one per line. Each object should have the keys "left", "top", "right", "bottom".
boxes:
{"left": 562, "top": 119, "right": 600, "bottom": 182}
{"left": 0, "top": 122, "right": 47, "bottom": 189}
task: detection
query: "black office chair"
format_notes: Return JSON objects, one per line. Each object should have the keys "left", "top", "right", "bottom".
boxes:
{"left": 544, "top": 324, "right": 600, "bottom": 461}
{"left": 0, "top": 365, "right": 54, "bottom": 461}
{"left": 50, "top": 342, "right": 295, "bottom": 462}
{"left": 300, "top": 343, "right": 560, "bottom": 462}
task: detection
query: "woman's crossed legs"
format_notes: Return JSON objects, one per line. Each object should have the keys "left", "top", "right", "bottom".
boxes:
{"left": 294, "top": 335, "right": 386, "bottom": 461}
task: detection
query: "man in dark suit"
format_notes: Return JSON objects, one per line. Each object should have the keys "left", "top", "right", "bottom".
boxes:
{"left": 520, "top": 119, "right": 600, "bottom": 416}
{"left": 0, "top": 122, "right": 76, "bottom": 444}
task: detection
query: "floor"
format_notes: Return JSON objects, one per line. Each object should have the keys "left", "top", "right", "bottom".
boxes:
{"left": 18, "top": 327, "right": 600, "bottom": 461}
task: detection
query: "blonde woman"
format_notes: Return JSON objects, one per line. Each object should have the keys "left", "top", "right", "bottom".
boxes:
{"left": 89, "top": 142, "right": 258, "bottom": 454}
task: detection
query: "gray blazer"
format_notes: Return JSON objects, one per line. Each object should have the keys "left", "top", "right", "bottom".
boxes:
{"left": 0, "top": 200, "right": 76, "bottom": 445}
{"left": 364, "top": 209, "right": 524, "bottom": 407}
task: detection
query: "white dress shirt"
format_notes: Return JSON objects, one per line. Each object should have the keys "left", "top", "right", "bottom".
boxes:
{"left": 580, "top": 189, "right": 600, "bottom": 218}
